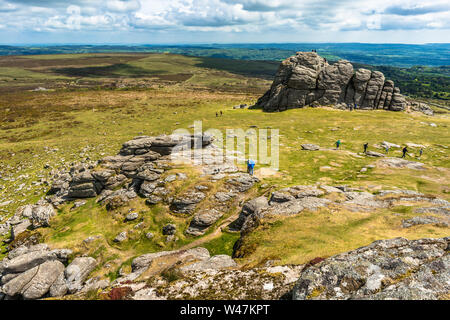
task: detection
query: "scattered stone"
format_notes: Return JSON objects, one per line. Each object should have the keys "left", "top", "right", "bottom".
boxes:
{"left": 378, "top": 158, "right": 425, "bottom": 170}
{"left": 113, "top": 232, "right": 127, "bottom": 243}
{"left": 71, "top": 200, "right": 86, "bottom": 210}
{"left": 381, "top": 141, "right": 401, "bottom": 149}
{"left": 402, "top": 216, "right": 448, "bottom": 228}
{"left": 365, "top": 151, "right": 385, "bottom": 157}
{"left": 301, "top": 144, "right": 320, "bottom": 151}
{"left": 162, "top": 224, "right": 176, "bottom": 236}
{"left": 125, "top": 212, "right": 139, "bottom": 222}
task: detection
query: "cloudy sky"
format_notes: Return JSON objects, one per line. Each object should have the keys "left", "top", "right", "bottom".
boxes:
{"left": 0, "top": 0, "right": 449, "bottom": 44}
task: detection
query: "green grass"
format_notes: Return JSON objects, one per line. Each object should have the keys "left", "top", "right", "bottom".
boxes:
{"left": 202, "top": 232, "right": 241, "bottom": 256}
{"left": 0, "top": 53, "right": 448, "bottom": 273}
{"left": 236, "top": 206, "right": 450, "bottom": 266}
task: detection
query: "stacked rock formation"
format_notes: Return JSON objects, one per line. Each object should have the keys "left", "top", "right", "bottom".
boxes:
{"left": 255, "top": 52, "right": 407, "bottom": 112}
{"left": 46, "top": 134, "right": 214, "bottom": 207}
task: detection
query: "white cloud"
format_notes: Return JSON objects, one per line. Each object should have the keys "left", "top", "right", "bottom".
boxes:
{"left": 107, "top": 0, "right": 140, "bottom": 13}
{"left": 0, "top": 0, "right": 449, "bottom": 42}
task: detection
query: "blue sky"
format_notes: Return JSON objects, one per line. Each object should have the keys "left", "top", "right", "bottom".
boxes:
{"left": 0, "top": 0, "right": 449, "bottom": 44}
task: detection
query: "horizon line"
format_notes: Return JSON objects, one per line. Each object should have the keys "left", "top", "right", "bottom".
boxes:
{"left": 1, "top": 42, "right": 450, "bottom": 47}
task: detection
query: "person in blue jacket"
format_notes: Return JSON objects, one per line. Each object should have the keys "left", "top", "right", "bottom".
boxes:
{"left": 336, "top": 139, "right": 341, "bottom": 149}
{"left": 247, "top": 159, "right": 255, "bottom": 176}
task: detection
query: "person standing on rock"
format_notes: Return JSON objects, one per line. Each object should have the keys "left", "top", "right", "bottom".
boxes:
{"left": 336, "top": 140, "right": 341, "bottom": 150}
{"left": 402, "top": 146, "right": 408, "bottom": 158}
{"left": 363, "top": 143, "right": 369, "bottom": 154}
{"left": 247, "top": 159, "right": 255, "bottom": 176}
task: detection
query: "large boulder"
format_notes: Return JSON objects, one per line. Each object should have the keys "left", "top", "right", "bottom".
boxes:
{"left": 64, "top": 257, "right": 97, "bottom": 294}
{"left": 2, "top": 260, "right": 65, "bottom": 299}
{"left": 0, "top": 244, "right": 73, "bottom": 300}
{"left": 254, "top": 52, "right": 408, "bottom": 112}
{"left": 186, "top": 209, "right": 224, "bottom": 236}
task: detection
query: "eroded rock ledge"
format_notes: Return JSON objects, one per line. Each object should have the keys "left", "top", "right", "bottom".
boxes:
{"left": 292, "top": 237, "right": 449, "bottom": 300}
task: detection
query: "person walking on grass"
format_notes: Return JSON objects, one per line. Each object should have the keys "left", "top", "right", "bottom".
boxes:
{"left": 220, "top": 111, "right": 223, "bottom": 116}
{"left": 419, "top": 148, "right": 423, "bottom": 158}
{"left": 402, "top": 146, "right": 408, "bottom": 158}
{"left": 247, "top": 159, "right": 255, "bottom": 176}
{"left": 363, "top": 142, "right": 369, "bottom": 154}
{"left": 385, "top": 145, "right": 389, "bottom": 154}
{"left": 336, "top": 139, "right": 341, "bottom": 150}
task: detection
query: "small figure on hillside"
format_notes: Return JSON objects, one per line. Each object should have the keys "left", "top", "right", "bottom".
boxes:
{"left": 363, "top": 143, "right": 369, "bottom": 154}
{"left": 247, "top": 159, "right": 256, "bottom": 176}
{"left": 220, "top": 111, "right": 223, "bottom": 116}
{"left": 336, "top": 139, "right": 341, "bottom": 149}
{"left": 349, "top": 104, "right": 353, "bottom": 111}
{"left": 385, "top": 145, "right": 390, "bottom": 154}
{"left": 402, "top": 146, "right": 408, "bottom": 158}
{"left": 419, "top": 148, "right": 423, "bottom": 157}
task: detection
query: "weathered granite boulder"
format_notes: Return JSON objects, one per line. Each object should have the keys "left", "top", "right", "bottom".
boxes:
{"left": 254, "top": 52, "right": 408, "bottom": 112}
{"left": 18, "top": 203, "right": 56, "bottom": 229}
{"left": 170, "top": 190, "right": 205, "bottom": 215}
{"left": 186, "top": 209, "right": 224, "bottom": 236}
{"left": 2, "top": 260, "right": 65, "bottom": 299}
{"left": 0, "top": 244, "right": 74, "bottom": 300}
{"left": 292, "top": 237, "right": 450, "bottom": 300}
{"left": 230, "top": 196, "right": 269, "bottom": 231}
{"left": 226, "top": 173, "right": 259, "bottom": 192}
{"left": 64, "top": 257, "right": 97, "bottom": 294}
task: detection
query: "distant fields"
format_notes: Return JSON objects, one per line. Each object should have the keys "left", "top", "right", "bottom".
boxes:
{"left": 0, "top": 49, "right": 448, "bottom": 102}
{"left": 1, "top": 43, "right": 450, "bottom": 67}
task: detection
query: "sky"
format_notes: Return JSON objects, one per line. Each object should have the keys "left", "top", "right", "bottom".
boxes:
{"left": 0, "top": 0, "right": 449, "bottom": 44}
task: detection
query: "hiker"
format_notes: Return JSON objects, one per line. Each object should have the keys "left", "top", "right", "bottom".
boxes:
{"left": 220, "top": 111, "right": 223, "bottom": 116}
{"left": 349, "top": 103, "right": 353, "bottom": 111}
{"left": 385, "top": 145, "right": 389, "bottom": 154}
{"left": 247, "top": 159, "right": 255, "bottom": 176}
{"left": 215, "top": 112, "right": 218, "bottom": 117}
{"left": 402, "top": 146, "right": 408, "bottom": 158}
{"left": 363, "top": 143, "right": 369, "bottom": 154}
{"left": 354, "top": 103, "right": 357, "bottom": 110}
{"left": 419, "top": 148, "right": 423, "bottom": 157}
{"left": 336, "top": 139, "right": 341, "bottom": 149}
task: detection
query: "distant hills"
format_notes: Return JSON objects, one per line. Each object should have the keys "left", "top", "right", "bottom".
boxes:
{"left": 0, "top": 43, "right": 449, "bottom": 68}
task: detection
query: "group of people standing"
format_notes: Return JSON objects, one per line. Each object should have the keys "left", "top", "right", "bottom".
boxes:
{"left": 336, "top": 140, "right": 423, "bottom": 158}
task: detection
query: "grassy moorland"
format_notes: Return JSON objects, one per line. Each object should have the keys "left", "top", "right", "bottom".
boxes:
{"left": 0, "top": 53, "right": 448, "bottom": 269}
